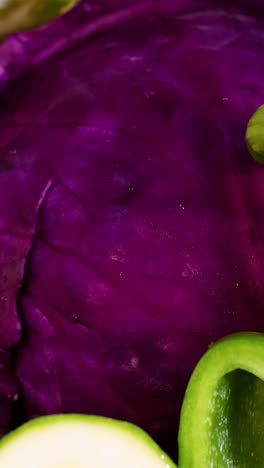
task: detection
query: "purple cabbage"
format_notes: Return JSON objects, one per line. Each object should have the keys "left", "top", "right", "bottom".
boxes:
{"left": 0, "top": 0, "right": 264, "bottom": 457}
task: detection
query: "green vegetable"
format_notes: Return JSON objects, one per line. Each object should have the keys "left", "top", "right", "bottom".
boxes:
{"left": 246, "top": 105, "right": 264, "bottom": 164}
{"left": 0, "top": 0, "right": 78, "bottom": 38}
{"left": 0, "top": 414, "right": 176, "bottom": 468}
{"left": 178, "top": 332, "right": 264, "bottom": 468}
{"left": 0, "top": 333, "right": 263, "bottom": 468}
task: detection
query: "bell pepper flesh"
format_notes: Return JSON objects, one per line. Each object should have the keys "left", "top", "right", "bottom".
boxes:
{"left": 0, "top": 333, "right": 263, "bottom": 467}
{"left": 178, "top": 332, "right": 264, "bottom": 467}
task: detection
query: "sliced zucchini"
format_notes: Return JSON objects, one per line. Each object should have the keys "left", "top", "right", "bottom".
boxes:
{"left": 0, "top": 415, "right": 176, "bottom": 468}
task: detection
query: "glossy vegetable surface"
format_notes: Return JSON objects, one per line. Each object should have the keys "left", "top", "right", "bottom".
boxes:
{"left": 0, "top": 0, "right": 264, "bottom": 458}
{"left": 179, "top": 333, "right": 264, "bottom": 467}
{"left": 1, "top": 333, "right": 264, "bottom": 467}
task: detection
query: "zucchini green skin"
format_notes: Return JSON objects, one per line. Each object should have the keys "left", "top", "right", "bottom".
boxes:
{"left": 1, "top": 334, "right": 264, "bottom": 468}
{"left": 178, "top": 332, "right": 264, "bottom": 468}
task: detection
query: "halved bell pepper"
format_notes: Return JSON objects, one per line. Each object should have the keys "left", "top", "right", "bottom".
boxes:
{"left": 178, "top": 332, "right": 264, "bottom": 467}
{"left": 0, "top": 333, "right": 263, "bottom": 467}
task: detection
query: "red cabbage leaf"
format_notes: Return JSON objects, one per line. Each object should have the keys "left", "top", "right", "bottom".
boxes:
{"left": 0, "top": 0, "right": 264, "bottom": 457}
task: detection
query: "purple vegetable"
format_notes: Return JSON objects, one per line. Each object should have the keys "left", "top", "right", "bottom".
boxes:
{"left": 0, "top": 0, "right": 264, "bottom": 457}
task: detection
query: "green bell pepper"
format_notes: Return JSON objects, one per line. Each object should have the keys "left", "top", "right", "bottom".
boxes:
{"left": 179, "top": 332, "right": 264, "bottom": 467}
{"left": 0, "top": 333, "right": 263, "bottom": 467}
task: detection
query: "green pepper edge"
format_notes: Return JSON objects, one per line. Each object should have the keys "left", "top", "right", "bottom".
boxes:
{"left": 178, "top": 332, "right": 264, "bottom": 468}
